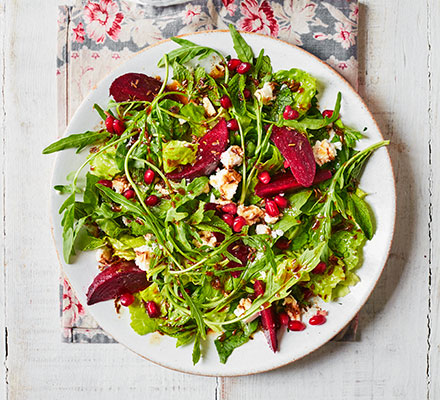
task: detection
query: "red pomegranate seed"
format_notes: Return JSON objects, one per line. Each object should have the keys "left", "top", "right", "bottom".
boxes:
{"left": 265, "top": 200, "right": 280, "bottom": 217}
{"left": 283, "top": 105, "right": 299, "bottom": 120}
{"left": 145, "top": 195, "right": 159, "bottom": 207}
{"left": 227, "top": 58, "right": 241, "bottom": 71}
{"left": 279, "top": 312, "right": 290, "bottom": 326}
{"left": 258, "top": 171, "right": 271, "bottom": 184}
{"left": 232, "top": 216, "right": 246, "bottom": 233}
{"left": 123, "top": 189, "right": 135, "bottom": 199}
{"left": 146, "top": 301, "right": 160, "bottom": 318}
{"left": 312, "top": 261, "right": 327, "bottom": 274}
{"left": 243, "top": 88, "right": 251, "bottom": 99}
{"left": 220, "top": 95, "right": 232, "bottom": 109}
{"left": 275, "top": 237, "right": 290, "bottom": 250}
{"left": 236, "top": 62, "right": 252, "bottom": 74}
{"left": 120, "top": 293, "right": 134, "bottom": 307}
{"left": 274, "top": 194, "right": 289, "bottom": 209}
{"left": 309, "top": 314, "right": 326, "bottom": 325}
{"left": 143, "top": 169, "right": 155, "bottom": 185}
{"left": 97, "top": 179, "right": 112, "bottom": 188}
{"left": 226, "top": 119, "right": 239, "bottom": 131}
{"left": 222, "top": 203, "right": 237, "bottom": 215}
{"left": 105, "top": 116, "right": 115, "bottom": 133}
{"left": 283, "top": 160, "right": 290, "bottom": 168}
{"left": 113, "top": 119, "right": 125, "bottom": 135}
{"left": 322, "top": 109, "right": 333, "bottom": 118}
{"left": 222, "top": 213, "right": 234, "bottom": 227}
{"left": 288, "top": 320, "right": 306, "bottom": 331}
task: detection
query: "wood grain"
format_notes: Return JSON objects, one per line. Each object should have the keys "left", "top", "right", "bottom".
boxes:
{"left": 1, "top": 0, "right": 438, "bottom": 398}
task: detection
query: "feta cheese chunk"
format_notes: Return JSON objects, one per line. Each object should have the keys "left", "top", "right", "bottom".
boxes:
{"left": 202, "top": 97, "right": 216, "bottom": 117}
{"left": 196, "top": 231, "right": 217, "bottom": 248}
{"left": 264, "top": 213, "right": 280, "bottom": 224}
{"left": 112, "top": 176, "right": 130, "bottom": 194}
{"left": 209, "top": 169, "right": 241, "bottom": 200}
{"left": 220, "top": 145, "right": 243, "bottom": 169}
{"left": 134, "top": 239, "right": 158, "bottom": 271}
{"left": 254, "top": 82, "right": 276, "bottom": 104}
{"left": 255, "top": 224, "right": 271, "bottom": 235}
{"left": 313, "top": 139, "right": 337, "bottom": 166}
{"left": 271, "top": 229, "right": 284, "bottom": 239}
{"left": 237, "top": 204, "right": 265, "bottom": 225}
{"left": 233, "top": 298, "right": 253, "bottom": 317}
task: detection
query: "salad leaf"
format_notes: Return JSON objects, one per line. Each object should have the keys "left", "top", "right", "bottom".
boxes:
{"left": 42, "top": 131, "right": 109, "bottom": 154}
{"left": 228, "top": 24, "right": 254, "bottom": 63}
{"left": 348, "top": 193, "right": 374, "bottom": 239}
{"left": 162, "top": 140, "right": 198, "bottom": 173}
{"left": 89, "top": 146, "right": 121, "bottom": 179}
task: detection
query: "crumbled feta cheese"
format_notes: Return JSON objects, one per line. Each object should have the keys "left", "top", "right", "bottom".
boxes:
{"left": 264, "top": 213, "right": 279, "bottom": 224}
{"left": 255, "top": 224, "right": 271, "bottom": 235}
{"left": 196, "top": 231, "right": 217, "bottom": 248}
{"left": 154, "top": 183, "right": 171, "bottom": 196}
{"left": 122, "top": 216, "right": 131, "bottom": 227}
{"left": 271, "top": 229, "right": 284, "bottom": 239}
{"left": 112, "top": 176, "right": 130, "bottom": 194}
{"left": 209, "top": 169, "right": 241, "bottom": 200}
{"left": 254, "top": 82, "right": 276, "bottom": 104}
{"left": 220, "top": 145, "right": 243, "bottom": 169}
{"left": 202, "top": 97, "right": 216, "bottom": 117}
{"left": 134, "top": 241, "right": 158, "bottom": 271}
{"left": 283, "top": 296, "right": 302, "bottom": 320}
{"left": 328, "top": 129, "right": 342, "bottom": 150}
{"left": 313, "top": 139, "right": 337, "bottom": 166}
{"left": 237, "top": 204, "right": 264, "bottom": 225}
{"left": 233, "top": 298, "right": 253, "bottom": 317}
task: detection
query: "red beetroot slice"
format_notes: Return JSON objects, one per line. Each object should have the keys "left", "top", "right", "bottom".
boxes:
{"left": 86, "top": 261, "right": 149, "bottom": 305}
{"left": 254, "top": 280, "right": 278, "bottom": 352}
{"left": 109, "top": 73, "right": 162, "bottom": 102}
{"left": 271, "top": 126, "right": 316, "bottom": 187}
{"left": 167, "top": 119, "right": 229, "bottom": 181}
{"left": 255, "top": 169, "right": 332, "bottom": 198}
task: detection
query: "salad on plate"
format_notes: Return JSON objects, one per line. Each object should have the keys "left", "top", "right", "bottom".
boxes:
{"left": 44, "top": 26, "right": 388, "bottom": 365}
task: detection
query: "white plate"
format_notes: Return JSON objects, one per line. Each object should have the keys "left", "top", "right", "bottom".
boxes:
{"left": 50, "top": 31, "right": 395, "bottom": 376}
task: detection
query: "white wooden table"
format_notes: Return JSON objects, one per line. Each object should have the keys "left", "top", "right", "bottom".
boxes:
{"left": 1, "top": 1, "right": 439, "bottom": 398}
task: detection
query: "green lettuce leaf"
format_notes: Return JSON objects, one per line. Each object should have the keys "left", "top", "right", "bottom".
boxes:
{"left": 89, "top": 145, "right": 121, "bottom": 178}
{"left": 162, "top": 140, "right": 198, "bottom": 173}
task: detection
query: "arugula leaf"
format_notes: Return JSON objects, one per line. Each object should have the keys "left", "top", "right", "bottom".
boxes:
{"left": 43, "top": 131, "right": 109, "bottom": 154}
{"left": 192, "top": 333, "right": 201, "bottom": 365}
{"left": 348, "top": 193, "right": 374, "bottom": 239}
{"left": 228, "top": 24, "right": 254, "bottom": 63}
{"left": 180, "top": 284, "right": 206, "bottom": 339}
{"left": 97, "top": 185, "right": 145, "bottom": 217}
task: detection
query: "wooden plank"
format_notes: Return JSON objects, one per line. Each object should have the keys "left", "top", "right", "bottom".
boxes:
{"left": 2, "top": 1, "right": 217, "bottom": 398}
{"left": 222, "top": 0, "right": 431, "bottom": 398}
{"left": 427, "top": 0, "right": 440, "bottom": 398}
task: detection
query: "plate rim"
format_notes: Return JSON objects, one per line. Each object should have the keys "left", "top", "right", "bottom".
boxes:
{"left": 49, "top": 29, "right": 396, "bottom": 376}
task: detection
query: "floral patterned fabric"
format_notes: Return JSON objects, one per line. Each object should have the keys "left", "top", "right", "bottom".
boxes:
{"left": 57, "top": 0, "right": 359, "bottom": 343}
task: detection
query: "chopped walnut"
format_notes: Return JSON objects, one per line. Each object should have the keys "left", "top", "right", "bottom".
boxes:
{"left": 313, "top": 139, "right": 337, "bottom": 166}
{"left": 195, "top": 231, "right": 217, "bottom": 248}
{"left": 283, "top": 296, "right": 302, "bottom": 320}
{"left": 237, "top": 204, "right": 264, "bottom": 225}
{"left": 112, "top": 176, "right": 130, "bottom": 194}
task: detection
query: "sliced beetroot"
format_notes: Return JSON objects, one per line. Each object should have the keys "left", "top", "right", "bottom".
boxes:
{"left": 255, "top": 169, "right": 332, "bottom": 198}
{"left": 271, "top": 126, "right": 316, "bottom": 187}
{"left": 227, "top": 241, "right": 250, "bottom": 277}
{"left": 254, "top": 280, "right": 278, "bottom": 352}
{"left": 109, "top": 73, "right": 162, "bottom": 102}
{"left": 86, "top": 261, "right": 149, "bottom": 305}
{"left": 167, "top": 119, "right": 229, "bottom": 181}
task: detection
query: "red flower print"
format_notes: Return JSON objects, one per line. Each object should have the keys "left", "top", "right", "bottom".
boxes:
{"left": 181, "top": 4, "right": 202, "bottom": 24}
{"left": 237, "top": 0, "right": 279, "bottom": 37}
{"left": 73, "top": 22, "right": 85, "bottom": 43}
{"left": 62, "top": 278, "right": 85, "bottom": 327}
{"left": 334, "top": 22, "right": 356, "bottom": 49}
{"left": 84, "top": 0, "right": 124, "bottom": 43}
{"left": 222, "top": 0, "right": 235, "bottom": 6}
{"left": 222, "top": 0, "right": 237, "bottom": 16}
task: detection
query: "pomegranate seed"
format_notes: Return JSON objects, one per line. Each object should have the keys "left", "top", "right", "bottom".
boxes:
{"left": 279, "top": 312, "right": 290, "bottom": 326}
{"left": 97, "top": 179, "right": 112, "bottom": 188}
{"left": 275, "top": 237, "right": 290, "bottom": 250}
{"left": 258, "top": 171, "right": 271, "bottom": 184}
{"left": 227, "top": 58, "right": 241, "bottom": 71}
{"left": 226, "top": 119, "right": 239, "bottom": 131}
{"left": 222, "top": 203, "right": 237, "bottom": 215}
{"left": 309, "top": 314, "right": 326, "bottom": 325}
{"left": 274, "top": 195, "right": 289, "bottom": 208}
{"left": 113, "top": 119, "right": 125, "bottom": 135}
{"left": 220, "top": 95, "right": 232, "bottom": 109}
{"left": 322, "top": 109, "right": 333, "bottom": 119}
{"left": 265, "top": 200, "right": 279, "bottom": 217}
{"left": 232, "top": 216, "right": 246, "bottom": 233}
{"left": 288, "top": 320, "right": 306, "bottom": 331}
{"left": 236, "top": 62, "right": 252, "bottom": 74}
{"left": 146, "top": 301, "right": 160, "bottom": 318}
{"left": 123, "top": 189, "right": 135, "bottom": 199}
{"left": 222, "top": 213, "right": 234, "bottom": 227}
{"left": 243, "top": 88, "right": 251, "bottom": 99}
{"left": 143, "top": 169, "right": 155, "bottom": 185}
{"left": 105, "top": 116, "right": 115, "bottom": 133}
{"left": 283, "top": 105, "right": 299, "bottom": 120}
{"left": 120, "top": 293, "right": 134, "bottom": 307}
{"left": 312, "top": 262, "right": 327, "bottom": 274}
{"left": 145, "top": 195, "right": 159, "bottom": 207}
